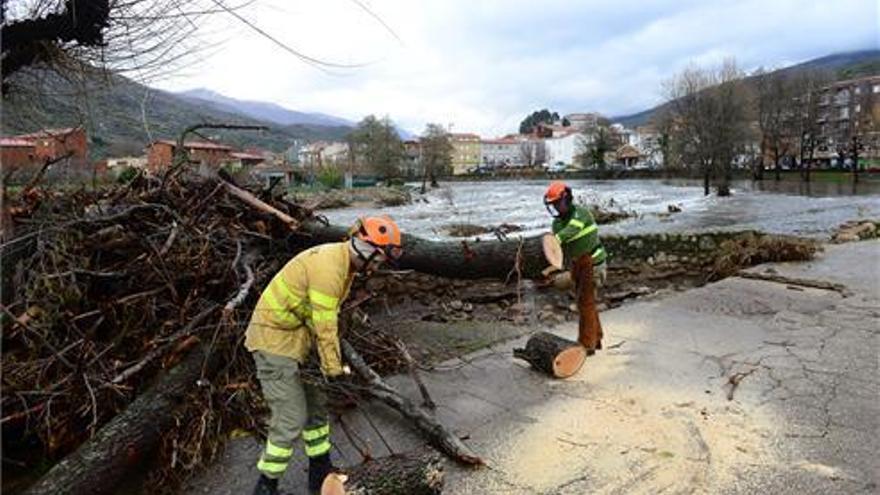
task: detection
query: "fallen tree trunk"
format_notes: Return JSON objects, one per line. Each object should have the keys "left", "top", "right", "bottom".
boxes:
{"left": 513, "top": 332, "right": 586, "bottom": 378}
{"left": 340, "top": 339, "right": 484, "bottom": 466}
{"left": 321, "top": 452, "right": 444, "bottom": 495}
{"left": 297, "top": 220, "right": 548, "bottom": 279}
{"left": 22, "top": 342, "right": 221, "bottom": 495}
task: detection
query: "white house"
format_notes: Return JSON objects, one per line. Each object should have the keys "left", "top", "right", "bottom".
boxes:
{"left": 480, "top": 137, "right": 522, "bottom": 168}
{"left": 544, "top": 129, "right": 584, "bottom": 167}
{"left": 298, "top": 141, "right": 349, "bottom": 168}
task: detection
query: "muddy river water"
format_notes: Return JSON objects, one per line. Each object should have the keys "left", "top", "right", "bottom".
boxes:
{"left": 322, "top": 178, "right": 880, "bottom": 240}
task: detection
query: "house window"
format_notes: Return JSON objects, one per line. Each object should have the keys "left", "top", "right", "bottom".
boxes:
{"left": 840, "top": 107, "right": 849, "bottom": 120}
{"left": 874, "top": 84, "right": 880, "bottom": 94}
{"left": 855, "top": 104, "right": 861, "bottom": 113}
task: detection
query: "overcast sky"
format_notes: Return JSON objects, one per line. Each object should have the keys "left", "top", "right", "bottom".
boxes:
{"left": 155, "top": 0, "right": 879, "bottom": 136}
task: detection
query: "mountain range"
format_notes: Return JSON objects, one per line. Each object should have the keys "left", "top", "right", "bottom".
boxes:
{"left": 176, "top": 88, "right": 355, "bottom": 128}
{"left": 611, "top": 49, "right": 880, "bottom": 128}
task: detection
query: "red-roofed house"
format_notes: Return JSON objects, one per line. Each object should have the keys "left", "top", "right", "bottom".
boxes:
{"left": 230, "top": 150, "right": 268, "bottom": 168}
{"left": 0, "top": 138, "right": 37, "bottom": 170}
{"left": 14, "top": 127, "right": 88, "bottom": 162}
{"left": 146, "top": 140, "right": 235, "bottom": 172}
{"left": 1, "top": 127, "right": 89, "bottom": 174}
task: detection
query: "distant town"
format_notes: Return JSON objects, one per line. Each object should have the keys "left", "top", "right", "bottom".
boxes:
{"left": 2, "top": 73, "right": 878, "bottom": 190}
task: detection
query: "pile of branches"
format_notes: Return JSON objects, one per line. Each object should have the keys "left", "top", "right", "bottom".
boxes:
{"left": 0, "top": 173, "right": 416, "bottom": 492}
{"left": 709, "top": 233, "right": 820, "bottom": 279}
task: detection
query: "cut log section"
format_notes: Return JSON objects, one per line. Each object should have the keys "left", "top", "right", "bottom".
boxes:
{"left": 513, "top": 332, "right": 586, "bottom": 378}
{"left": 321, "top": 452, "right": 444, "bottom": 495}
{"left": 542, "top": 233, "right": 563, "bottom": 270}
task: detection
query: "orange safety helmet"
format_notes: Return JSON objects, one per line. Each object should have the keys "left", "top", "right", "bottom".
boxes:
{"left": 544, "top": 181, "right": 569, "bottom": 203}
{"left": 543, "top": 181, "right": 572, "bottom": 217}
{"left": 351, "top": 216, "right": 403, "bottom": 265}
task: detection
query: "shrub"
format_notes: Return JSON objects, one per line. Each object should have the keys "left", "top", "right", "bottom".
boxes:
{"left": 317, "top": 167, "right": 343, "bottom": 189}
{"left": 116, "top": 166, "right": 140, "bottom": 184}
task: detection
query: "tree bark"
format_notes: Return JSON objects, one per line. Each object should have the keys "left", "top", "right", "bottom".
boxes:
{"left": 513, "top": 332, "right": 586, "bottom": 378}
{"left": 22, "top": 344, "right": 221, "bottom": 495}
{"left": 322, "top": 452, "right": 444, "bottom": 495}
{"left": 295, "top": 221, "right": 549, "bottom": 280}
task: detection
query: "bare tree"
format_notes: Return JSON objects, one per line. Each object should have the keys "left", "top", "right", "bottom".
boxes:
{"left": 419, "top": 123, "right": 453, "bottom": 192}
{"left": 576, "top": 126, "right": 615, "bottom": 171}
{"left": 0, "top": 0, "right": 234, "bottom": 91}
{"left": 788, "top": 69, "right": 832, "bottom": 182}
{"left": 754, "top": 68, "right": 796, "bottom": 181}
{"left": 663, "top": 59, "right": 754, "bottom": 196}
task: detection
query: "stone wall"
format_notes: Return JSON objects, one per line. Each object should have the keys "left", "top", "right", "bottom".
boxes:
{"left": 602, "top": 230, "right": 761, "bottom": 272}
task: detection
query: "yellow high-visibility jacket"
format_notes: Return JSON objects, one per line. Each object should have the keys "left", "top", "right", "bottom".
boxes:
{"left": 245, "top": 242, "right": 353, "bottom": 376}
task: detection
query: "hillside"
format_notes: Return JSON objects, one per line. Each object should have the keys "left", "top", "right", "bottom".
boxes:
{"left": 1, "top": 69, "right": 353, "bottom": 159}
{"left": 178, "top": 88, "right": 415, "bottom": 140}
{"left": 612, "top": 49, "right": 880, "bottom": 128}
{"left": 177, "top": 88, "right": 355, "bottom": 127}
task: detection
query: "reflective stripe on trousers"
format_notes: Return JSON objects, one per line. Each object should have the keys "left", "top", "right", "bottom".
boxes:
{"left": 257, "top": 439, "right": 294, "bottom": 477}
{"left": 303, "top": 423, "right": 331, "bottom": 457}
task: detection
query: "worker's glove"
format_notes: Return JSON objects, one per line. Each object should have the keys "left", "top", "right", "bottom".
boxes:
{"left": 325, "top": 365, "right": 352, "bottom": 385}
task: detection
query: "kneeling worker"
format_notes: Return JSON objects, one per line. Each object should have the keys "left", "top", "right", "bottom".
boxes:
{"left": 245, "top": 216, "right": 403, "bottom": 494}
{"left": 543, "top": 181, "right": 606, "bottom": 353}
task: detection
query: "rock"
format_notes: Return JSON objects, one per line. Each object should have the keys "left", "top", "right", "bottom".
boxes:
{"left": 698, "top": 236, "right": 716, "bottom": 250}
{"left": 542, "top": 304, "right": 554, "bottom": 312}
{"left": 462, "top": 302, "right": 474, "bottom": 313}
{"left": 448, "top": 300, "right": 464, "bottom": 311}
{"left": 568, "top": 303, "right": 578, "bottom": 313}
{"left": 835, "top": 233, "right": 859, "bottom": 243}
{"left": 668, "top": 204, "right": 682, "bottom": 213}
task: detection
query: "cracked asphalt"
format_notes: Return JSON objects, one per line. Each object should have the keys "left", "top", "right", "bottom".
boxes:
{"left": 182, "top": 240, "right": 879, "bottom": 494}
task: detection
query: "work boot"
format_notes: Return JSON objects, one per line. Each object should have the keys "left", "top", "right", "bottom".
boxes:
{"left": 307, "top": 453, "right": 335, "bottom": 494}
{"left": 252, "top": 474, "right": 280, "bottom": 495}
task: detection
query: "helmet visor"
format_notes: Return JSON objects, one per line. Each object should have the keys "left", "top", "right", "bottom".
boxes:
{"left": 544, "top": 198, "right": 565, "bottom": 217}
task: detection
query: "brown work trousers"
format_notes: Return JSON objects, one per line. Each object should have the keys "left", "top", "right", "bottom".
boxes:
{"left": 572, "top": 254, "right": 604, "bottom": 351}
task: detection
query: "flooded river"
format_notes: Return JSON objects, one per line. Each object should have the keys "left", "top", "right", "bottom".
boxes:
{"left": 321, "top": 178, "right": 880, "bottom": 240}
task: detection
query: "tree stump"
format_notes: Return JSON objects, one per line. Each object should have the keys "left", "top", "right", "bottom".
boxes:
{"left": 321, "top": 452, "right": 444, "bottom": 495}
{"left": 513, "top": 332, "right": 586, "bottom": 378}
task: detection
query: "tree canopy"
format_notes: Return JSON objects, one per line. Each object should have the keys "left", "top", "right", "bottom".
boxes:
{"left": 519, "top": 109, "right": 561, "bottom": 134}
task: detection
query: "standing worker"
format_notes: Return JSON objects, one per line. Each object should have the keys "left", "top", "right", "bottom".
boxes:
{"left": 543, "top": 181, "right": 607, "bottom": 353}
{"left": 245, "top": 216, "right": 403, "bottom": 495}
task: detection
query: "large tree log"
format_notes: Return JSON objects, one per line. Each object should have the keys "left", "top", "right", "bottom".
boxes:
{"left": 22, "top": 342, "right": 221, "bottom": 495}
{"left": 513, "top": 332, "right": 586, "bottom": 378}
{"left": 340, "top": 339, "right": 484, "bottom": 466}
{"left": 296, "top": 220, "right": 548, "bottom": 279}
{"left": 215, "top": 178, "right": 548, "bottom": 279}
{"left": 321, "top": 452, "right": 444, "bottom": 495}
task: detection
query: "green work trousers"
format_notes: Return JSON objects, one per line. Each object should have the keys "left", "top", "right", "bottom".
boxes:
{"left": 252, "top": 351, "right": 331, "bottom": 479}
